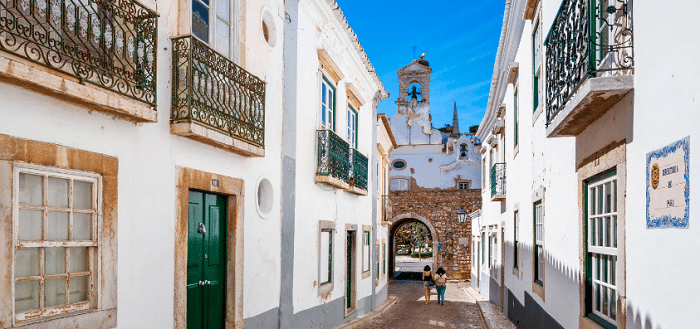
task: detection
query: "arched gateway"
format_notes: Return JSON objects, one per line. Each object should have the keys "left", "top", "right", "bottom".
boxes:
{"left": 388, "top": 213, "right": 439, "bottom": 278}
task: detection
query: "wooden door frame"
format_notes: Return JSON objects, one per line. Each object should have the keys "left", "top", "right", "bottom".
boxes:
{"left": 174, "top": 167, "right": 245, "bottom": 329}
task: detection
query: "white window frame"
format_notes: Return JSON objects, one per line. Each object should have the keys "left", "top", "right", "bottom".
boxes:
{"left": 347, "top": 105, "right": 358, "bottom": 149}
{"left": 12, "top": 163, "right": 102, "bottom": 322}
{"left": 192, "top": 0, "right": 236, "bottom": 58}
{"left": 362, "top": 231, "right": 371, "bottom": 273}
{"left": 458, "top": 182, "right": 469, "bottom": 190}
{"left": 588, "top": 174, "right": 618, "bottom": 325}
{"left": 320, "top": 76, "right": 336, "bottom": 131}
{"left": 319, "top": 229, "right": 333, "bottom": 286}
{"left": 534, "top": 201, "right": 544, "bottom": 284}
{"left": 389, "top": 178, "right": 409, "bottom": 191}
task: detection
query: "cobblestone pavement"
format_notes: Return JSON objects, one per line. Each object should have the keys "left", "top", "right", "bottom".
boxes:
{"left": 355, "top": 281, "right": 487, "bottom": 329}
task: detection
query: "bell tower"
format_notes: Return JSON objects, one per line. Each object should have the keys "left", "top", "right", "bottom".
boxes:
{"left": 396, "top": 54, "right": 432, "bottom": 111}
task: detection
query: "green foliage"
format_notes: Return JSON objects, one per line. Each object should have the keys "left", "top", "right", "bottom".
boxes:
{"left": 394, "top": 222, "right": 432, "bottom": 255}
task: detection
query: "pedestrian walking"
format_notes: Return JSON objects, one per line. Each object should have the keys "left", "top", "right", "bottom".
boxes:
{"left": 422, "top": 265, "right": 434, "bottom": 304}
{"left": 435, "top": 267, "right": 447, "bottom": 305}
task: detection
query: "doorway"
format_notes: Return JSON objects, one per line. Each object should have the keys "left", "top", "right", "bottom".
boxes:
{"left": 187, "top": 191, "right": 227, "bottom": 329}
{"left": 346, "top": 230, "right": 356, "bottom": 313}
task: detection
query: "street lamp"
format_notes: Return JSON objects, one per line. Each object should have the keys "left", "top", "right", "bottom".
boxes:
{"left": 457, "top": 206, "right": 467, "bottom": 224}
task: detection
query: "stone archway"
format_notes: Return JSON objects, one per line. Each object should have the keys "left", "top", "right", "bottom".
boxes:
{"left": 388, "top": 213, "right": 440, "bottom": 278}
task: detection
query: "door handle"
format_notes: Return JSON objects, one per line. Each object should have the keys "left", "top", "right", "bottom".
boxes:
{"left": 198, "top": 223, "right": 207, "bottom": 234}
{"left": 198, "top": 280, "right": 204, "bottom": 286}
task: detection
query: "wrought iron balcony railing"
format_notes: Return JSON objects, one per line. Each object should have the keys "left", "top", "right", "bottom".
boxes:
{"left": 490, "top": 163, "right": 506, "bottom": 199}
{"left": 544, "top": 0, "right": 633, "bottom": 124}
{"left": 0, "top": 0, "right": 158, "bottom": 106}
{"left": 317, "top": 129, "right": 350, "bottom": 183}
{"left": 349, "top": 148, "right": 368, "bottom": 191}
{"left": 171, "top": 35, "right": 266, "bottom": 148}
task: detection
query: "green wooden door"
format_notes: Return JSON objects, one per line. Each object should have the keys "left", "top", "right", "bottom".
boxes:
{"left": 187, "top": 191, "right": 227, "bottom": 329}
{"left": 346, "top": 232, "right": 354, "bottom": 310}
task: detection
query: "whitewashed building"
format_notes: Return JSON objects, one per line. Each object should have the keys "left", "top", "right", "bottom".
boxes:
{"left": 388, "top": 57, "right": 482, "bottom": 191}
{"left": 474, "top": 0, "right": 698, "bottom": 329}
{"left": 0, "top": 0, "right": 387, "bottom": 327}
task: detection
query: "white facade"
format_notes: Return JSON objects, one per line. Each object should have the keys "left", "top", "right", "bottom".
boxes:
{"left": 388, "top": 59, "right": 482, "bottom": 191}
{"left": 474, "top": 1, "right": 699, "bottom": 329}
{"left": 0, "top": 0, "right": 387, "bottom": 327}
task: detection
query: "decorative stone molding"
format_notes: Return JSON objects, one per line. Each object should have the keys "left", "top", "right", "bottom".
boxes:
{"left": 507, "top": 62, "right": 519, "bottom": 85}
{"left": 524, "top": 0, "right": 540, "bottom": 20}
{"left": 317, "top": 49, "right": 344, "bottom": 84}
{"left": 346, "top": 82, "right": 365, "bottom": 110}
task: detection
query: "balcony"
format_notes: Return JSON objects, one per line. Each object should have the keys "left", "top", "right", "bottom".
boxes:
{"left": 315, "top": 129, "right": 350, "bottom": 189}
{"left": 346, "top": 148, "right": 368, "bottom": 195}
{"left": 544, "top": 0, "right": 633, "bottom": 137}
{"left": 490, "top": 163, "right": 506, "bottom": 201}
{"left": 171, "top": 35, "right": 266, "bottom": 157}
{"left": 0, "top": 0, "right": 158, "bottom": 121}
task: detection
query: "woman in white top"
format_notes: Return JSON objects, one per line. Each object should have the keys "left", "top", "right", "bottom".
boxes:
{"left": 435, "top": 267, "right": 447, "bottom": 305}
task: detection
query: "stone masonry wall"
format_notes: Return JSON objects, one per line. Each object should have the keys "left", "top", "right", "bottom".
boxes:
{"left": 390, "top": 188, "right": 481, "bottom": 280}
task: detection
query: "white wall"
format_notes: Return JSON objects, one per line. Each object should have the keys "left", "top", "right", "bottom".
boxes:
{"left": 0, "top": 0, "right": 286, "bottom": 326}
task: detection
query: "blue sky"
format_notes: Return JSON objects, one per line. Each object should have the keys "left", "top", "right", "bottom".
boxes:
{"left": 336, "top": 0, "right": 505, "bottom": 132}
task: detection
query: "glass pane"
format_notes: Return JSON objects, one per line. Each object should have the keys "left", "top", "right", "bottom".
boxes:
{"left": 605, "top": 216, "right": 611, "bottom": 247}
{"left": 73, "top": 213, "right": 92, "bottom": 240}
{"left": 15, "top": 248, "right": 40, "bottom": 277}
{"left": 19, "top": 209, "right": 43, "bottom": 241}
{"left": 602, "top": 254, "right": 609, "bottom": 283}
{"left": 45, "top": 247, "right": 66, "bottom": 275}
{"left": 215, "top": 18, "right": 230, "bottom": 56}
{"left": 596, "top": 255, "right": 601, "bottom": 280}
{"left": 598, "top": 217, "right": 604, "bottom": 246}
{"left": 597, "top": 186, "right": 603, "bottom": 216}
{"left": 611, "top": 255, "right": 616, "bottom": 285}
{"left": 192, "top": 0, "right": 209, "bottom": 43}
{"left": 70, "top": 247, "right": 90, "bottom": 273}
{"left": 605, "top": 182, "right": 611, "bottom": 213}
{"left": 320, "top": 231, "right": 330, "bottom": 282}
{"left": 48, "top": 177, "right": 69, "bottom": 208}
{"left": 612, "top": 180, "right": 617, "bottom": 212}
{"left": 602, "top": 287, "right": 609, "bottom": 316}
{"left": 216, "top": 0, "right": 229, "bottom": 21}
{"left": 73, "top": 181, "right": 92, "bottom": 210}
{"left": 45, "top": 277, "right": 66, "bottom": 307}
{"left": 19, "top": 173, "right": 43, "bottom": 206}
{"left": 611, "top": 289, "right": 617, "bottom": 320}
{"left": 48, "top": 211, "right": 69, "bottom": 240}
{"left": 15, "top": 280, "right": 40, "bottom": 312}
{"left": 590, "top": 218, "right": 596, "bottom": 247}
{"left": 595, "top": 284, "right": 601, "bottom": 312}
{"left": 613, "top": 215, "right": 618, "bottom": 248}
{"left": 69, "top": 275, "right": 90, "bottom": 304}
{"left": 590, "top": 187, "right": 596, "bottom": 216}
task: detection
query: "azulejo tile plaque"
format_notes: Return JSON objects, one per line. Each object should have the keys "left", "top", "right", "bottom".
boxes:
{"left": 646, "top": 136, "right": 690, "bottom": 229}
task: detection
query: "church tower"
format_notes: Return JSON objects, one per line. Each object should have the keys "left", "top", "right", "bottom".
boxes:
{"left": 396, "top": 54, "right": 432, "bottom": 111}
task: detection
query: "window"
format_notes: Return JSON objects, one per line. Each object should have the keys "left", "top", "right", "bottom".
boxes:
{"left": 320, "top": 76, "right": 336, "bottom": 130}
{"left": 532, "top": 20, "right": 542, "bottom": 111}
{"left": 513, "top": 211, "right": 519, "bottom": 269}
{"left": 392, "top": 159, "right": 406, "bottom": 170}
{"left": 13, "top": 165, "right": 100, "bottom": 321}
{"left": 586, "top": 172, "right": 618, "bottom": 326}
{"left": 375, "top": 243, "right": 380, "bottom": 281}
{"left": 192, "top": 0, "right": 234, "bottom": 57}
{"left": 320, "top": 229, "right": 333, "bottom": 285}
{"left": 390, "top": 178, "right": 409, "bottom": 191}
{"left": 481, "top": 232, "right": 486, "bottom": 266}
{"left": 488, "top": 233, "right": 493, "bottom": 269}
{"left": 534, "top": 201, "right": 544, "bottom": 284}
{"left": 458, "top": 182, "right": 470, "bottom": 190}
{"left": 362, "top": 231, "right": 371, "bottom": 273}
{"left": 382, "top": 242, "right": 386, "bottom": 275}
{"left": 514, "top": 87, "right": 519, "bottom": 147}
{"left": 347, "top": 105, "right": 358, "bottom": 149}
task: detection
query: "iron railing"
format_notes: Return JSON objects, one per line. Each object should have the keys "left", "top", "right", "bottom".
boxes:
{"left": 317, "top": 129, "right": 350, "bottom": 183}
{"left": 349, "top": 148, "right": 368, "bottom": 190}
{"left": 490, "top": 163, "right": 506, "bottom": 198}
{"left": 544, "top": 0, "right": 633, "bottom": 124}
{"left": 381, "top": 195, "right": 392, "bottom": 222}
{"left": 171, "top": 35, "right": 266, "bottom": 148}
{"left": 0, "top": 0, "right": 158, "bottom": 107}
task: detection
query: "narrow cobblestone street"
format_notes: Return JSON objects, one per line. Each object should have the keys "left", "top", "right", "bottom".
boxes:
{"left": 355, "top": 281, "right": 487, "bottom": 328}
